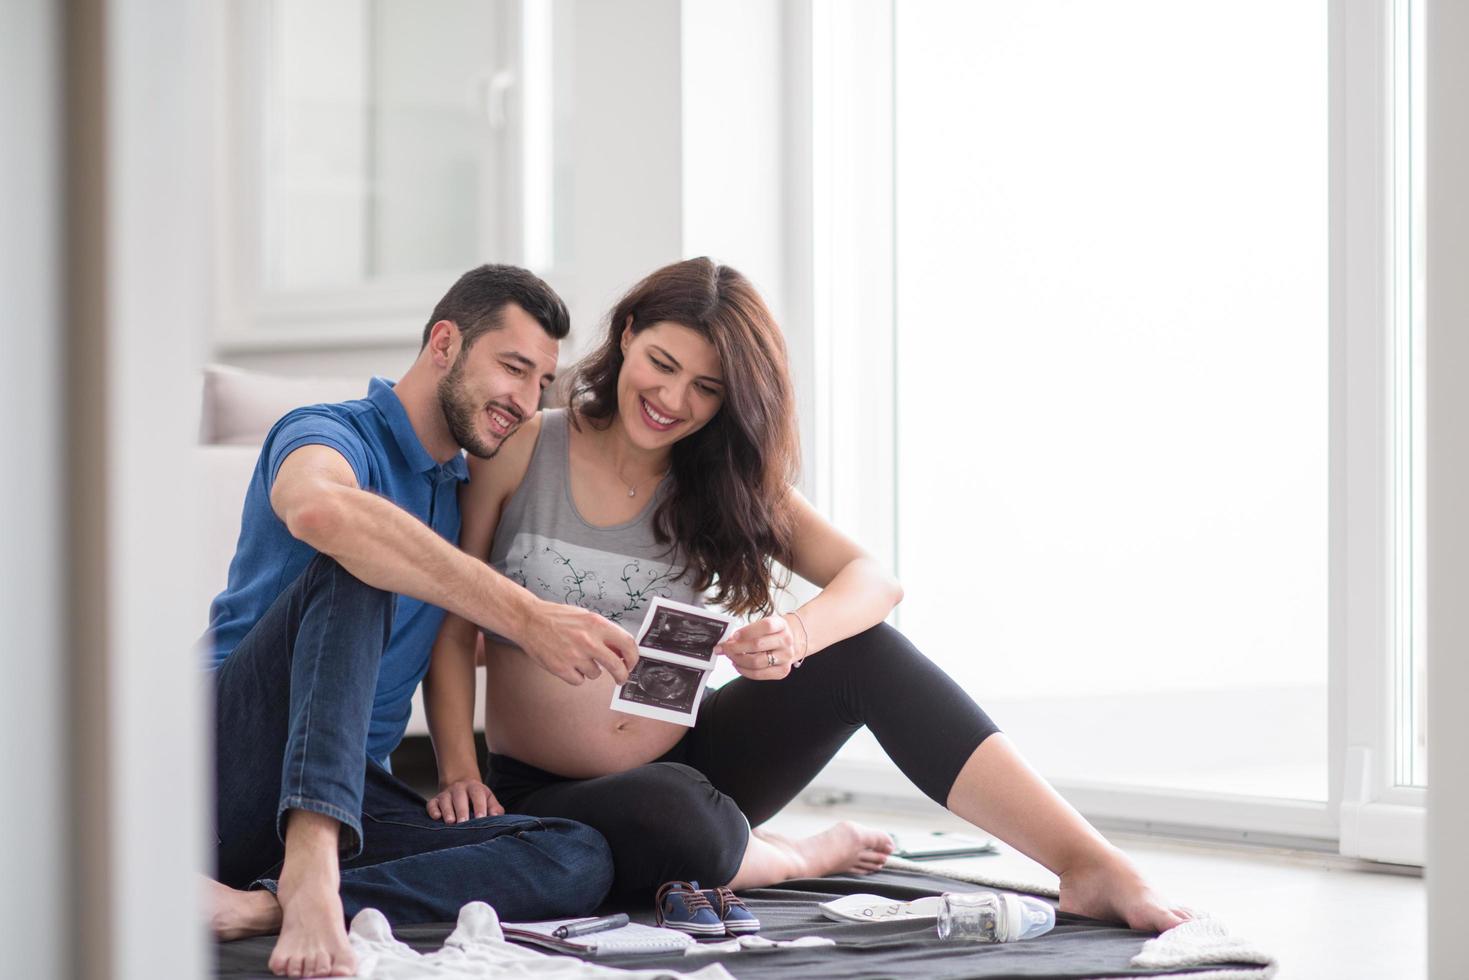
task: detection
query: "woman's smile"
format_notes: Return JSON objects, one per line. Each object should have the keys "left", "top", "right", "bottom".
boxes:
{"left": 638, "top": 395, "right": 683, "bottom": 432}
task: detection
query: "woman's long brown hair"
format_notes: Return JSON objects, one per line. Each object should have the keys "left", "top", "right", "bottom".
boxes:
{"left": 569, "top": 258, "right": 800, "bottom": 617}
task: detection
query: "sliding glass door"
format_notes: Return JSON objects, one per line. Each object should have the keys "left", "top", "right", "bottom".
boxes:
{"left": 892, "top": 1, "right": 1328, "bottom": 802}
{"left": 813, "top": 0, "right": 1425, "bottom": 859}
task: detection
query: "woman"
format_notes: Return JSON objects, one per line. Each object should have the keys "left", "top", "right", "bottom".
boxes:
{"left": 423, "top": 258, "right": 1188, "bottom": 932}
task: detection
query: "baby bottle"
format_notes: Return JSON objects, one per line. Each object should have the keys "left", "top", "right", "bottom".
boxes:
{"left": 935, "top": 891, "right": 1056, "bottom": 943}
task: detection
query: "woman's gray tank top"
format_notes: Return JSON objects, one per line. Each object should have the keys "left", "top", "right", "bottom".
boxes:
{"left": 483, "top": 408, "right": 704, "bottom": 645}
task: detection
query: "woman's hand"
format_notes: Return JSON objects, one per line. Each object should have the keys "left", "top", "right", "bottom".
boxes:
{"left": 716, "top": 615, "right": 803, "bottom": 680}
{"left": 427, "top": 778, "right": 505, "bottom": 823}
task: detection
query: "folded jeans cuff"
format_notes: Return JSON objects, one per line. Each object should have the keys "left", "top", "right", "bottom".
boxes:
{"left": 276, "top": 794, "right": 364, "bottom": 860}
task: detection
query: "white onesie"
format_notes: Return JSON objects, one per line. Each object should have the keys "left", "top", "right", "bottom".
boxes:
{"left": 344, "top": 902, "right": 735, "bottom": 980}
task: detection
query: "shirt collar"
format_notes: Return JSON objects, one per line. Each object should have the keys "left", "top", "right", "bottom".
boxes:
{"left": 366, "top": 377, "right": 469, "bottom": 482}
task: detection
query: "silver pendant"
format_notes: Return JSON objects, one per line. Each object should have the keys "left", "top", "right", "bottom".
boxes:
{"left": 627, "top": 487, "right": 637, "bottom": 497}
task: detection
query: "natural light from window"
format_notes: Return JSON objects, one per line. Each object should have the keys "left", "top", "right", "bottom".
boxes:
{"left": 885, "top": 0, "right": 1329, "bottom": 801}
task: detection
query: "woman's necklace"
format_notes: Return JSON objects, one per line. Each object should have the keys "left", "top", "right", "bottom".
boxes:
{"left": 580, "top": 420, "right": 668, "bottom": 497}
{"left": 616, "top": 465, "right": 667, "bottom": 497}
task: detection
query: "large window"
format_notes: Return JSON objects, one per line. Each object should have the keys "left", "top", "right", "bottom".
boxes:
{"left": 216, "top": 0, "right": 556, "bottom": 348}
{"left": 892, "top": 0, "right": 1328, "bottom": 802}
{"left": 257, "top": 0, "right": 516, "bottom": 291}
{"left": 812, "top": 0, "right": 1426, "bottom": 859}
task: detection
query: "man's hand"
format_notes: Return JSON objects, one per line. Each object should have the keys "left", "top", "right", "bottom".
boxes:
{"left": 516, "top": 599, "right": 639, "bottom": 685}
{"left": 427, "top": 778, "right": 504, "bottom": 823}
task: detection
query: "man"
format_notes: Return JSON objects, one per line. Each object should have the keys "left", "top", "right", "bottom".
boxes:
{"left": 204, "top": 266, "right": 640, "bottom": 978}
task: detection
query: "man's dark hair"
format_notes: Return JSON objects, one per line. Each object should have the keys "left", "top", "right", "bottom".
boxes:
{"left": 420, "top": 264, "right": 570, "bottom": 350}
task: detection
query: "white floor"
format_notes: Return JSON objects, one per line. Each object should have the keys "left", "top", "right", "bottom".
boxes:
{"left": 764, "top": 800, "right": 1426, "bottom": 980}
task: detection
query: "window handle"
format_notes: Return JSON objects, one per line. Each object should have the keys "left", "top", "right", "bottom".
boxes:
{"left": 473, "top": 68, "right": 517, "bottom": 131}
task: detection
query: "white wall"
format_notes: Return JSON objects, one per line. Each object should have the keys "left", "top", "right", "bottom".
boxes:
{"left": 93, "top": 1, "right": 214, "bottom": 976}
{"left": 680, "top": 0, "right": 787, "bottom": 322}
{"left": 1425, "top": 1, "right": 1469, "bottom": 975}
{"left": 2, "top": 2, "right": 213, "bottom": 978}
{"left": 779, "top": 1, "right": 818, "bottom": 496}
{"left": 0, "top": 1, "right": 67, "bottom": 975}
{"left": 558, "top": 0, "right": 686, "bottom": 360}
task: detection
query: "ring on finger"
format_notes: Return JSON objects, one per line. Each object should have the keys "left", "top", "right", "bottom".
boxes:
{"left": 766, "top": 652, "right": 778, "bottom": 667}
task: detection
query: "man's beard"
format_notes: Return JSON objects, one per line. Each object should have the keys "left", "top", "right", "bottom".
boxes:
{"left": 437, "top": 355, "right": 510, "bottom": 459}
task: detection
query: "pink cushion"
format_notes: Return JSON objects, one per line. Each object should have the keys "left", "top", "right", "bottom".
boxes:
{"left": 200, "top": 363, "right": 366, "bottom": 446}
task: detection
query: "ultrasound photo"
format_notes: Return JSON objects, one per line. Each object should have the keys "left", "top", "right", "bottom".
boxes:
{"left": 613, "top": 598, "right": 730, "bottom": 725}
{"left": 638, "top": 605, "right": 728, "bottom": 662}
{"left": 616, "top": 659, "right": 704, "bottom": 714}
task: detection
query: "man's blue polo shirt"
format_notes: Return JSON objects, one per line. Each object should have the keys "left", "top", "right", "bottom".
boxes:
{"left": 206, "top": 377, "right": 469, "bottom": 765}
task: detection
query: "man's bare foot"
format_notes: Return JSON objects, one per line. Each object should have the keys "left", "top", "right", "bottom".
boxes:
{"left": 754, "top": 821, "right": 896, "bottom": 878}
{"left": 1058, "top": 847, "right": 1192, "bottom": 934}
{"left": 205, "top": 876, "right": 283, "bottom": 941}
{"left": 268, "top": 864, "right": 355, "bottom": 978}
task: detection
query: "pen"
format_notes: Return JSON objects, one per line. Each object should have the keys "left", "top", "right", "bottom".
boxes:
{"left": 553, "top": 913, "right": 630, "bottom": 940}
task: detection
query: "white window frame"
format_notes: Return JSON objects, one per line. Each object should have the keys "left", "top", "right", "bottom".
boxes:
{"left": 806, "top": 0, "right": 896, "bottom": 568}
{"left": 211, "top": 0, "right": 555, "bottom": 354}
{"left": 1336, "top": 0, "right": 1425, "bottom": 865}
{"left": 802, "top": 0, "right": 1424, "bottom": 863}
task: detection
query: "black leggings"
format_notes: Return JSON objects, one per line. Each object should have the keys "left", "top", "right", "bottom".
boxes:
{"left": 485, "top": 622, "right": 1000, "bottom": 898}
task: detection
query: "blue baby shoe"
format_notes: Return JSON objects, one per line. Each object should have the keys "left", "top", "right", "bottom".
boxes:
{"left": 655, "top": 880, "right": 725, "bottom": 936}
{"left": 703, "top": 886, "right": 761, "bottom": 935}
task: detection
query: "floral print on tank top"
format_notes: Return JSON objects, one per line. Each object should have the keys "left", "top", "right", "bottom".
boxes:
{"left": 500, "top": 533, "right": 689, "bottom": 628}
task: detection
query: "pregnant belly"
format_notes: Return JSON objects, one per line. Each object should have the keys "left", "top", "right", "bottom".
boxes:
{"left": 481, "top": 641, "right": 687, "bottom": 778}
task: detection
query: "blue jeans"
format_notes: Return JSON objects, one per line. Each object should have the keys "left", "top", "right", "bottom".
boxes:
{"left": 212, "top": 554, "right": 613, "bottom": 923}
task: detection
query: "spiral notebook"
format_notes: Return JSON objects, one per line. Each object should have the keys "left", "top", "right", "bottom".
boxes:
{"left": 501, "top": 918, "right": 695, "bottom": 956}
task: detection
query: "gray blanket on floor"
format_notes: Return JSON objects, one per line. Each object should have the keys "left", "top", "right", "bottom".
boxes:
{"left": 215, "top": 866, "right": 1267, "bottom": 979}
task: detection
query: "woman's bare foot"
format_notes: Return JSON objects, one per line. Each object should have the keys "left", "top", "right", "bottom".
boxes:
{"left": 755, "top": 821, "right": 896, "bottom": 878}
{"left": 205, "top": 876, "right": 283, "bottom": 941}
{"left": 1058, "top": 847, "right": 1192, "bottom": 934}
{"left": 268, "top": 863, "right": 356, "bottom": 978}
